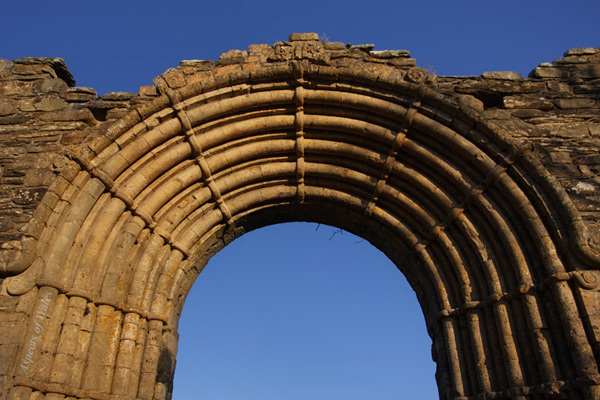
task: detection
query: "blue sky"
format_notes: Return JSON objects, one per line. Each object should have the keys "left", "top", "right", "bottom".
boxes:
{"left": 179, "top": 223, "right": 435, "bottom": 399}
{"left": 2, "top": 1, "right": 599, "bottom": 95}
{"left": 2, "top": 1, "right": 598, "bottom": 399}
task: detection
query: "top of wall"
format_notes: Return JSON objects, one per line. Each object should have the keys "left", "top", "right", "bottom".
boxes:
{"left": 0, "top": 33, "right": 598, "bottom": 271}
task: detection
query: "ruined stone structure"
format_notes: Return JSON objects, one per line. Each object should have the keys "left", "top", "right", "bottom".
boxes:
{"left": 0, "top": 33, "right": 599, "bottom": 399}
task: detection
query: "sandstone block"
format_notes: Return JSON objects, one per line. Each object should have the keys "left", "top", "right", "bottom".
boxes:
{"left": 389, "top": 58, "right": 417, "bottom": 67}
{"left": 503, "top": 95, "right": 553, "bottom": 110}
{"left": 56, "top": 324, "right": 82, "bottom": 356}
{"left": 0, "top": 97, "right": 17, "bottom": 116}
{"left": 0, "top": 217, "right": 14, "bottom": 232}
{"left": 482, "top": 71, "right": 521, "bottom": 80}
{"left": 0, "top": 315, "right": 26, "bottom": 345}
{"left": 553, "top": 98, "right": 596, "bottom": 109}
{"left": 0, "top": 80, "right": 33, "bottom": 96}
{"left": 45, "top": 391, "right": 66, "bottom": 399}
{"left": 35, "top": 96, "right": 67, "bottom": 112}
{"left": 39, "top": 108, "right": 95, "bottom": 124}
{"left": 216, "top": 49, "right": 248, "bottom": 66}
{"left": 139, "top": 85, "right": 158, "bottom": 96}
{"left": 67, "top": 86, "right": 96, "bottom": 95}
{"left": 568, "top": 64, "right": 600, "bottom": 79}
{"left": 371, "top": 50, "right": 411, "bottom": 59}
{"left": 13, "top": 57, "right": 75, "bottom": 86}
{"left": 11, "top": 63, "right": 57, "bottom": 80}
{"left": 0, "top": 114, "right": 31, "bottom": 125}
{"left": 156, "top": 68, "right": 187, "bottom": 89}
{"left": 25, "top": 144, "right": 61, "bottom": 153}
{"left": 511, "top": 109, "right": 548, "bottom": 119}
{"left": 16, "top": 98, "right": 37, "bottom": 112}
{"left": 247, "top": 43, "right": 270, "bottom": 53}
{"left": 50, "top": 352, "right": 73, "bottom": 384}
{"left": 454, "top": 94, "right": 484, "bottom": 112}
{"left": 529, "top": 66, "right": 567, "bottom": 79}
{"left": 546, "top": 80, "right": 571, "bottom": 93}
{"left": 111, "top": 366, "right": 132, "bottom": 395}
{"left": 349, "top": 43, "right": 375, "bottom": 52}
{"left": 33, "top": 78, "right": 69, "bottom": 94}
{"left": 564, "top": 47, "right": 600, "bottom": 56}
{"left": 551, "top": 123, "right": 592, "bottom": 138}
{"left": 103, "top": 91, "right": 137, "bottom": 101}
{"left": 289, "top": 32, "right": 319, "bottom": 41}
{"left": 0, "top": 58, "right": 13, "bottom": 78}
{"left": 323, "top": 42, "right": 346, "bottom": 50}
{"left": 63, "top": 86, "right": 97, "bottom": 102}
{"left": 0, "top": 344, "right": 19, "bottom": 374}
{"left": 7, "top": 385, "right": 32, "bottom": 400}
{"left": 554, "top": 56, "right": 598, "bottom": 65}
{"left": 549, "top": 151, "right": 572, "bottom": 164}
{"left": 483, "top": 109, "right": 515, "bottom": 120}
{"left": 106, "top": 108, "right": 130, "bottom": 120}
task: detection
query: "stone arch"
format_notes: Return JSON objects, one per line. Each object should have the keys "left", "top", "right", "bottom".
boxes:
{"left": 2, "top": 40, "right": 600, "bottom": 400}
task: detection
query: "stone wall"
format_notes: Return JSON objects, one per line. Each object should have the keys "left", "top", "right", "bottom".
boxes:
{"left": 0, "top": 40, "right": 598, "bottom": 272}
{"left": 0, "top": 34, "right": 599, "bottom": 399}
{"left": 437, "top": 48, "right": 600, "bottom": 251}
{"left": 0, "top": 58, "right": 156, "bottom": 273}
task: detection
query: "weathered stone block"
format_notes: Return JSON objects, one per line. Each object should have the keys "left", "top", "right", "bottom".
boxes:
{"left": 549, "top": 151, "right": 572, "bottom": 164}
{"left": 139, "top": 85, "right": 158, "bottom": 96}
{"left": 0, "top": 80, "right": 33, "bottom": 96}
{"left": 504, "top": 95, "right": 553, "bottom": 110}
{"left": 0, "top": 215, "right": 15, "bottom": 232}
{"left": 564, "top": 47, "right": 600, "bottom": 56}
{"left": 63, "top": 86, "right": 97, "bottom": 102}
{"left": 349, "top": 43, "right": 375, "bottom": 52}
{"left": 557, "top": 123, "right": 592, "bottom": 138}
{"left": 103, "top": 91, "right": 137, "bottom": 101}
{"left": 6, "top": 384, "right": 32, "bottom": 399}
{"left": 33, "top": 78, "right": 69, "bottom": 94}
{"left": 510, "top": 109, "right": 548, "bottom": 119}
{"left": 11, "top": 188, "right": 47, "bottom": 205}
{"left": 35, "top": 96, "right": 67, "bottom": 112}
{"left": 567, "top": 64, "right": 600, "bottom": 79}
{"left": 13, "top": 57, "right": 75, "bottom": 86}
{"left": 215, "top": 50, "right": 247, "bottom": 66}
{"left": 323, "top": 42, "right": 346, "bottom": 50}
{"left": 0, "top": 97, "right": 17, "bottom": 116}
{"left": 0, "top": 344, "right": 19, "bottom": 374}
{"left": 388, "top": 57, "right": 417, "bottom": 67}
{"left": 454, "top": 94, "right": 484, "bottom": 112}
{"left": 0, "top": 58, "right": 13, "bottom": 77}
{"left": 482, "top": 71, "right": 521, "bottom": 80}
{"left": 38, "top": 108, "right": 95, "bottom": 124}
{"left": 289, "top": 32, "right": 319, "bottom": 41}
{"left": 529, "top": 66, "right": 568, "bottom": 79}
{"left": 546, "top": 80, "right": 572, "bottom": 93}
{"left": 553, "top": 98, "right": 596, "bottom": 109}
{"left": 11, "top": 63, "right": 57, "bottom": 80}
{"left": 371, "top": 50, "right": 411, "bottom": 59}
{"left": 0, "top": 114, "right": 31, "bottom": 125}
{"left": 45, "top": 392, "right": 66, "bottom": 400}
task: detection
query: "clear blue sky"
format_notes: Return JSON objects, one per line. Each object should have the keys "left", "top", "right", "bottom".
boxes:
{"left": 2, "top": 1, "right": 598, "bottom": 399}
{"left": 179, "top": 223, "right": 435, "bottom": 399}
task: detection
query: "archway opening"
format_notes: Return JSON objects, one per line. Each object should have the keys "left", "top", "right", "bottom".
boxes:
{"left": 173, "top": 222, "right": 437, "bottom": 399}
